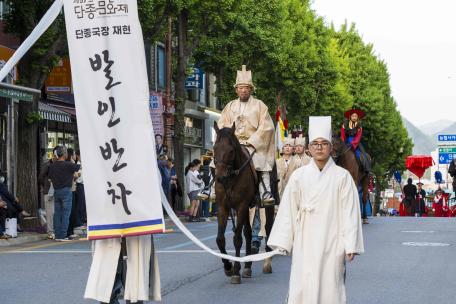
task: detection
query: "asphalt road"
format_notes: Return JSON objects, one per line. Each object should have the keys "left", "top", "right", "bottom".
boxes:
{"left": 1, "top": 217, "right": 455, "bottom": 304}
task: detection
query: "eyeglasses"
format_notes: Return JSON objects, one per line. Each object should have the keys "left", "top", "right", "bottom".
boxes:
{"left": 309, "top": 141, "right": 330, "bottom": 149}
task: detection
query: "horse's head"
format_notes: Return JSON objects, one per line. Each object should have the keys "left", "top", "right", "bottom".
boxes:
{"left": 331, "top": 136, "right": 346, "bottom": 163}
{"left": 213, "top": 122, "right": 239, "bottom": 182}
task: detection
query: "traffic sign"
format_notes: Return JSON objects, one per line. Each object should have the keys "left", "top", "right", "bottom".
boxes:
{"left": 437, "top": 134, "right": 456, "bottom": 143}
{"left": 438, "top": 152, "right": 456, "bottom": 164}
{"left": 439, "top": 147, "right": 456, "bottom": 153}
{"left": 185, "top": 67, "right": 204, "bottom": 89}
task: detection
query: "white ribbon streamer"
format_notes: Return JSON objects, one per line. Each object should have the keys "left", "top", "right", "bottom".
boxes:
{"left": 160, "top": 188, "right": 281, "bottom": 262}
{"left": 0, "top": 0, "right": 64, "bottom": 82}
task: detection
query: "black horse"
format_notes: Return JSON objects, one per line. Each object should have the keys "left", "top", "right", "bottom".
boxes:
{"left": 213, "top": 122, "right": 276, "bottom": 284}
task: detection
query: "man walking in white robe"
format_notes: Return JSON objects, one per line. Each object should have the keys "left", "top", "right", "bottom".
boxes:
{"left": 268, "top": 116, "right": 364, "bottom": 304}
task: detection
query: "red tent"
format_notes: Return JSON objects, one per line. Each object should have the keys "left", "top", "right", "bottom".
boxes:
{"left": 405, "top": 155, "right": 434, "bottom": 178}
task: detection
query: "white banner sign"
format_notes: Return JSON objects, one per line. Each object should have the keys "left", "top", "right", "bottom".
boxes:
{"left": 64, "top": 0, "right": 164, "bottom": 240}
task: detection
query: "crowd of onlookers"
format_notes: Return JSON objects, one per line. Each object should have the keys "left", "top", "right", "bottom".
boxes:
{"left": 0, "top": 145, "right": 86, "bottom": 240}
{"left": 156, "top": 134, "right": 215, "bottom": 222}
{"left": 38, "top": 146, "right": 86, "bottom": 241}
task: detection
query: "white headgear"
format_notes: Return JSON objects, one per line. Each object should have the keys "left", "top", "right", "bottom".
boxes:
{"left": 308, "top": 116, "right": 332, "bottom": 143}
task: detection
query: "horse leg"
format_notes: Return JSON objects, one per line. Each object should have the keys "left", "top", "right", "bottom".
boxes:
{"left": 361, "top": 177, "right": 369, "bottom": 224}
{"left": 231, "top": 208, "right": 244, "bottom": 284}
{"left": 216, "top": 205, "right": 233, "bottom": 277}
{"left": 242, "top": 207, "right": 252, "bottom": 278}
{"left": 263, "top": 206, "right": 274, "bottom": 274}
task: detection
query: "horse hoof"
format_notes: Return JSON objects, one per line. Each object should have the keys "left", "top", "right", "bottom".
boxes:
{"left": 230, "top": 275, "right": 241, "bottom": 284}
{"left": 242, "top": 268, "right": 252, "bottom": 278}
{"left": 224, "top": 268, "right": 233, "bottom": 277}
{"left": 263, "top": 263, "right": 272, "bottom": 274}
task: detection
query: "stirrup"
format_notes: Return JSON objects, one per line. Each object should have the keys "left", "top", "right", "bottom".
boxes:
{"left": 260, "top": 191, "right": 275, "bottom": 207}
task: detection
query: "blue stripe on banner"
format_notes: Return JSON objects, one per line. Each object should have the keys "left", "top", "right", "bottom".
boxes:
{"left": 89, "top": 219, "right": 163, "bottom": 231}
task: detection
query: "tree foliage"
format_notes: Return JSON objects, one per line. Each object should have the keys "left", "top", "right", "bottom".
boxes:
{"left": 4, "top": 0, "right": 412, "bottom": 211}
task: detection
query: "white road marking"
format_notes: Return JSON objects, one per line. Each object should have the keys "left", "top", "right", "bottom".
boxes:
{"left": 401, "top": 231, "right": 435, "bottom": 233}
{"left": 402, "top": 242, "right": 450, "bottom": 247}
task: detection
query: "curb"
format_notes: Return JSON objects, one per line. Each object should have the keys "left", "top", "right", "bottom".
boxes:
{"left": 0, "top": 233, "right": 48, "bottom": 247}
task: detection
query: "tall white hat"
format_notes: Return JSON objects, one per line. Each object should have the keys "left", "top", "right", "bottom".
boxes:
{"left": 234, "top": 65, "right": 255, "bottom": 89}
{"left": 284, "top": 136, "right": 295, "bottom": 147}
{"left": 308, "top": 116, "right": 332, "bottom": 143}
{"left": 294, "top": 135, "right": 306, "bottom": 146}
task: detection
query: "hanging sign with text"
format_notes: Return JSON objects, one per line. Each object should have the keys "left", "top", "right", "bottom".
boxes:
{"left": 64, "top": 0, "right": 165, "bottom": 240}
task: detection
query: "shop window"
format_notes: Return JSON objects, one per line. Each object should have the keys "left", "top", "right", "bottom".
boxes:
{"left": 156, "top": 45, "right": 166, "bottom": 90}
{"left": 184, "top": 117, "right": 203, "bottom": 147}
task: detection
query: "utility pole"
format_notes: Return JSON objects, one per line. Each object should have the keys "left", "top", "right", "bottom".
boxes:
{"left": 163, "top": 16, "right": 175, "bottom": 157}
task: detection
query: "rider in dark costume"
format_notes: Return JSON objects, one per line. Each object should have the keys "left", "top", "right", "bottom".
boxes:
{"left": 340, "top": 108, "right": 371, "bottom": 173}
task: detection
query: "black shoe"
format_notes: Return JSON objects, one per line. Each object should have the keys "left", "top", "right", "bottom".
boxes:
{"left": 251, "top": 241, "right": 260, "bottom": 254}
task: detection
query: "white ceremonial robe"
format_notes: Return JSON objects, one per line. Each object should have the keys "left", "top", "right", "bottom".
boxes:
{"left": 268, "top": 158, "right": 364, "bottom": 304}
{"left": 84, "top": 235, "right": 161, "bottom": 303}
{"left": 218, "top": 96, "right": 275, "bottom": 171}
{"left": 294, "top": 153, "right": 312, "bottom": 168}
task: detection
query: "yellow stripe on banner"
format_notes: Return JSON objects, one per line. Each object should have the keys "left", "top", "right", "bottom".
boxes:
{"left": 88, "top": 224, "right": 164, "bottom": 237}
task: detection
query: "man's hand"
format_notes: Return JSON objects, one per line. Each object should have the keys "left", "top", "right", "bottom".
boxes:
{"left": 0, "top": 201, "right": 6, "bottom": 208}
{"left": 346, "top": 253, "right": 355, "bottom": 262}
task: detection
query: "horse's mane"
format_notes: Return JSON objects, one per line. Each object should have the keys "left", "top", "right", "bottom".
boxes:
{"left": 216, "top": 127, "right": 243, "bottom": 166}
{"left": 217, "top": 128, "right": 243, "bottom": 151}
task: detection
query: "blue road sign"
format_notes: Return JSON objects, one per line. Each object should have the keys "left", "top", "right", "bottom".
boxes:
{"left": 438, "top": 152, "right": 456, "bottom": 164}
{"left": 437, "top": 134, "right": 456, "bottom": 142}
{"left": 185, "top": 68, "right": 204, "bottom": 89}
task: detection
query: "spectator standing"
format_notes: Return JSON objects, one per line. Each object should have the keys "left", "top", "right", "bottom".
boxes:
{"left": 48, "top": 146, "right": 80, "bottom": 241}
{"left": 39, "top": 147, "right": 58, "bottom": 239}
{"left": 75, "top": 150, "right": 86, "bottom": 227}
{"left": 185, "top": 159, "right": 203, "bottom": 222}
{"left": 66, "top": 148, "right": 80, "bottom": 239}
{"left": 166, "top": 158, "right": 180, "bottom": 212}
{"left": 200, "top": 159, "right": 212, "bottom": 219}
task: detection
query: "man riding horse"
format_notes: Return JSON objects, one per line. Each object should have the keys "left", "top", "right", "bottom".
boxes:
{"left": 210, "top": 65, "right": 277, "bottom": 283}
{"left": 217, "top": 65, "right": 276, "bottom": 205}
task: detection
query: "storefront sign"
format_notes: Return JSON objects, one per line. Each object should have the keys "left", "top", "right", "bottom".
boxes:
{"left": 0, "top": 45, "right": 17, "bottom": 82}
{"left": 185, "top": 67, "right": 204, "bottom": 89}
{"left": 0, "top": 87, "right": 34, "bottom": 102}
{"left": 149, "top": 91, "right": 164, "bottom": 137}
{"left": 64, "top": 0, "right": 164, "bottom": 240}
{"left": 45, "top": 57, "right": 72, "bottom": 93}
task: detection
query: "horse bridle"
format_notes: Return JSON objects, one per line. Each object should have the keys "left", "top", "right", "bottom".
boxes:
{"left": 214, "top": 132, "right": 256, "bottom": 178}
{"left": 332, "top": 143, "right": 352, "bottom": 164}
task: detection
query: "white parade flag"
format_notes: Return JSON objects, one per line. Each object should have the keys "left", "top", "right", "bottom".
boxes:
{"left": 63, "top": 0, "right": 164, "bottom": 240}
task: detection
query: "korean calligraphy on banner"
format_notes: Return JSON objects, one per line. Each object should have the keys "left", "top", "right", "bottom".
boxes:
{"left": 63, "top": 0, "right": 165, "bottom": 240}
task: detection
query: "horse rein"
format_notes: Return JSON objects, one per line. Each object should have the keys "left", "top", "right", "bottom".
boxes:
{"left": 332, "top": 143, "right": 352, "bottom": 164}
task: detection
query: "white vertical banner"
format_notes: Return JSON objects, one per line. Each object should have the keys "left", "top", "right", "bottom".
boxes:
{"left": 63, "top": 0, "right": 165, "bottom": 240}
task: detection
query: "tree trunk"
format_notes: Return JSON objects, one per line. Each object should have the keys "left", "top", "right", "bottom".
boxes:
{"left": 16, "top": 101, "right": 40, "bottom": 227}
{"left": 173, "top": 9, "right": 189, "bottom": 211}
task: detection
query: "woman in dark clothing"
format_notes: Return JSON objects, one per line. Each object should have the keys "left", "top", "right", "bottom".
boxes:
{"left": 402, "top": 178, "right": 417, "bottom": 216}
{"left": 412, "top": 182, "right": 427, "bottom": 216}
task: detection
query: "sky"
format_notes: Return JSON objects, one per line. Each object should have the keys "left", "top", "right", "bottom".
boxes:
{"left": 312, "top": 0, "right": 456, "bottom": 126}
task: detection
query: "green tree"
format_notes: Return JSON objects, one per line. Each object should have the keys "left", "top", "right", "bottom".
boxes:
{"left": 5, "top": 1, "right": 67, "bottom": 217}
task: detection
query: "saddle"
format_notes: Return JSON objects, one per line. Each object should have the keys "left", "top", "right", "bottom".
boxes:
{"left": 240, "top": 146, "right": 280, "bottom": 208}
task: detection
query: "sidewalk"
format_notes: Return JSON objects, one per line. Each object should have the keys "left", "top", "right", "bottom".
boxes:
{"left": 0, "top": 232, "right": 48, "bottom": 247}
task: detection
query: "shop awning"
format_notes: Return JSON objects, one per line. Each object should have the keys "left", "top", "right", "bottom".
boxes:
{"left": 39, "top": 102, "right": 72, "bottom": 123}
